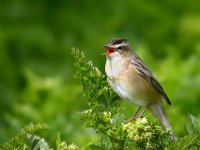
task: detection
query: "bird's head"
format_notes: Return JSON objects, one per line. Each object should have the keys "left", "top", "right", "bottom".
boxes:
{"left": 102, "top": 38, "right": 131, "bottom": 57}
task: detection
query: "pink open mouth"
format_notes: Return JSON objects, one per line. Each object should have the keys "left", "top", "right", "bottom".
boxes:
{"left": 102, "top": 47, "right": 115, "bottom": 56}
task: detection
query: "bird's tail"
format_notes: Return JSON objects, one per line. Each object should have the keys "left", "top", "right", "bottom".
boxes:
{"left": 149, "top": 102, "right": 175, "bottom": 141}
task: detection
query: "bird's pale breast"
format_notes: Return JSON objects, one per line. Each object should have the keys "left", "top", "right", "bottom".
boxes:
{"left": 105, "top": 56, "right": 161, "bottom": 106}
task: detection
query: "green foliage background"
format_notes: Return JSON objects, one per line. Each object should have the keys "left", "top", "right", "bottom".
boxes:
{"left": 0, "top": 0, "right": 200, "bottom": 148}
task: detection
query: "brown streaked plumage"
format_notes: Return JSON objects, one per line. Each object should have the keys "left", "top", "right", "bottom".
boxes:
{"left": 103, "top": 38, "right": 175, "bottom": 140}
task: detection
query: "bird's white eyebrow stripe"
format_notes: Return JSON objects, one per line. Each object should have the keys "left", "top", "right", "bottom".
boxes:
{"left": 112, "top": 43, "right": 129, "bottom": 48}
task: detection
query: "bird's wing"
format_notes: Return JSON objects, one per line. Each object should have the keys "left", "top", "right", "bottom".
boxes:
{"left": 131, "top": 56, "right": 171, "bottom": 105}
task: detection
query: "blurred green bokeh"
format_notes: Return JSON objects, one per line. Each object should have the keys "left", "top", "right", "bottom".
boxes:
{"left": 0, "top": 0, "right": 200, "bottom": 147}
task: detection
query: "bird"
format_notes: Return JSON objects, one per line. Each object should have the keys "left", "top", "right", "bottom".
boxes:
{"left": 103, "top": 38, "right": 175, "bottom": 140}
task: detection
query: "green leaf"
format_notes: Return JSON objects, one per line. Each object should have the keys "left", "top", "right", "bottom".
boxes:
{"left": 0, "top": 123, "right": 50, "bottom": 150}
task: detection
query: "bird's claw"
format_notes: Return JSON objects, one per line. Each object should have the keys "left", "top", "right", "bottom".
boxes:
{"left": 123, "top": 115, "right": 144, "bottom": 124}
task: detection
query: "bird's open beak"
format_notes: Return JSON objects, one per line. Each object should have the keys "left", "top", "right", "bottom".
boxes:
{"left": 104, "top": 45, "right": 110, "bottom": 49}
{"left": 101, "top": 45, "right": 115, "bottom": 56}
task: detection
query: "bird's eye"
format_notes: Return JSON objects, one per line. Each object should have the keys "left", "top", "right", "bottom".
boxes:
{"left": 117, "top": 46, "right": 123, "bottom": 51}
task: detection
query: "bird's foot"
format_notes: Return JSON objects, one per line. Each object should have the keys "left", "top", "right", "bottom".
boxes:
{"left": 123, "top": 115, "right": 144, "bottom": 124}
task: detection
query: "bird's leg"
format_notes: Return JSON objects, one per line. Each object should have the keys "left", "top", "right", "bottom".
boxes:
{"left": 137, "top": 103, "right": 152, "bottom": 118}
{"left": 124, "top": 106, "right": 142, "bottom": 123}
{"left": 124, "top": 104, "right": 152, "bottom": 124}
